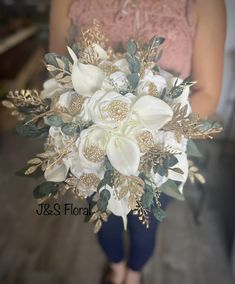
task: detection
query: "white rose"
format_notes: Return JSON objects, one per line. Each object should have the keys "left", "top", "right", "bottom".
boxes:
{"left": 102, "top": 71, "right": 129, "bottom": 92}
{"left": 87, "top": 90, "right": 132, "bottom": 128}
{"left": 137, "top": 70, "right": 167, "bottom": 97}
{"left": 113, "top": 58, "right": 130, "bottom": 75}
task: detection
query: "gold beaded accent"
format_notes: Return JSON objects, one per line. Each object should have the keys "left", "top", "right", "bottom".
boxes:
{"left": 79, "top": 173, "right": 100, "bottom": 188}
{"left": 136, "top": 131, "right": 154, "bottom": 152}
{"left": 148, "top": 83, "right": 158, "bottom": 97}
{"left": 107, "top": 100, "right": 129, "bottom": 122}
{"left": 83, "top": 144, "right": 105, "bottom": 163}
{"left": 68, "top": 94, "right": 84, "bottom": 115}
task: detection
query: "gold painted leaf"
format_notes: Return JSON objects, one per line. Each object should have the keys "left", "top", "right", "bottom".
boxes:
{"left": 56, "top": 58, "right": 65, "bottom": 70}
{"left": 27, "top": 158, "right": 42, "bottom": 165}
{"left": 92, "top": 204, "right": 98, "bottom": 213}
{"left": 118, "top": 186, "right": 129, "bottom": 199}
{"left": 89, "top": 212, "right": 100, "bottom": 222}
{"left": 25, "top": 164, "right": 40, "bottom": 175}
{"left": 195, "top": 173, "right": 206, "bottom": 184}
{"left": 46, "top": 64, "right": 57, "bottom": 72}
{"left": 171, "top": 167, "right": 184, "bottom": 175}
{"left": 94, "top": 219, "right": 102, "bottom": 233}
{"left": 55, "top": 72, "right": 64, "bottom": 80}
{"left": 11, "top": 110, "right": 19, "bottom": 116}
{"left": 2, "top": 100, "right": 15, "bottom": 109}
{"left": 59, "top": 76, "right": 71, "bottom": 84}
{"left": 100, "top": 213, "right": 108, "bottom": 222}
{"left": 128, "top": 195, "right": 137, "bottom": 210}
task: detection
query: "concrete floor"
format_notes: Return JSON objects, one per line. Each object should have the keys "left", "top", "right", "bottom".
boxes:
{"left": 0, "top": 129, "right": 235, "bottom": 284}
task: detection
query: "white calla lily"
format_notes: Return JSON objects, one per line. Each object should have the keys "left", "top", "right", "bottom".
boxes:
{"left": 168, "top": 152, "right": 188, "bottom": 193}
{"left": 44, "top": 158, "right": 70, "bottom": 182}
{"left": 106, "top": 135, "right": 140, "bottom": 176}
{"left": 67, "top": 47, "right": 105, "bottom": 97}
{"left": 131, "top": 95, "right": 173, "bottom": 130}
{"left": 102, "top": 185, "right": 130, "bottom": 230}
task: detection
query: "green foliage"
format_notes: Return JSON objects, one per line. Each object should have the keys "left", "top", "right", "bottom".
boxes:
{"left": 152, "top": 207, "right": 166, "bottom": 222}
{"left": 186, "top": 140, "right": 202, "bottom": 158}
{"left": 33, "top": 182, "right": 59, "bottom": 199}
{"left": 127, "top": 40, "right": 137, "bottom": 56}
{"left": 97, "top": 198, "right": 108, "bottom": 213}
{"left": 141, "top": 191, "right": 154, "bottom": 209}
{"left": 127, "top": 73, "right": 139, "bottom": 89}
{"left": 61, "top": 123, "right": 77, "bottom": 136}
{"left": 160, "top": 180, "right": 185, "bottom": 201}
{"left": 46, "top": 115, "right": 63, "bottom": 127}
{"left": 126, "top": 40, "right": 140, "bottom": 90}
{"left": 15, "top": 124, "right": 49, "bottom": 138}
{"left": 100, "top": 189, "right": 111, "bottom": 200}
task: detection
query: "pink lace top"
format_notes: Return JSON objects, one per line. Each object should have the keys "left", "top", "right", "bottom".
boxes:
{"left": 69, "top": 0, "right": 196, "bottom": 78}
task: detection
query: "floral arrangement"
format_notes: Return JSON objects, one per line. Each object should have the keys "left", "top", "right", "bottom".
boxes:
{"left": 2, "top": 20, "right": 222, "bottom": 232}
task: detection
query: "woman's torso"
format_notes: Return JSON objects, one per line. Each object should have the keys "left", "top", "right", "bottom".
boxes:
{"left": 69, "top": 0, "right": 196, "bottom": 78}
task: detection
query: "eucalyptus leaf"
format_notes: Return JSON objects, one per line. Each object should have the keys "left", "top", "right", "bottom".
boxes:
{"left": 15, "top": 124, "right": 49, "bottom": 138}
{"left": 61, "top": 123, "right": 77, "bottom": 136}
{"left": 127, "top": 40, "right": 137, "bottom": 55}
{"left": 100, "top": 189, "right": 111, "bottom": 201}
{"left": 128, "top": 57, "right": 141, "bottom": 73}
{"left": 186, "top": 140, "right": 202, "bottom": 158}
{"left": 160, "top": 180, "right": 185, "bottom": 201}
{"left": 127, "top": 73, "right": 139, "bottom": 89}
{"left": 163, "top": 155, "right": 178, "bottom": 168}
{"left": 149, "top": 36, "right": 165, "bottom": 47}
{"left": 33, "top": 182, "right": 59, "bottom": 199}
{"left": 141, "top": 191, "right": 154, "bottom": 209}
{"left": 152, "top": 207, "right": 166, "bottom": 222}
{"left": 46, "top": 115, "right": 63, "bottom": 127}
{"left": 97, "top": 199, "right": 108, "bottom": 213}
{"left": 97, "top": 179, "right": 107, "bottom": 191}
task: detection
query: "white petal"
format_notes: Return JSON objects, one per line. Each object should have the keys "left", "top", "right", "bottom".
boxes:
{"left": 58, "top": 91, "right": 73, "bottom": 108}
{"left": 84, "top": 43, "right": 108, "bottom": 61}
{"left": 113, "top": 58, "right": 130, "bottom": 75}
{"left": 153, "top": 131, "right": 188, "bottom": 152}
{"left": 168, "top": 152, "right": 188, "bottom": 190}
{"left": 103, "top": 186, "right": 130, "bottom": 230}
{"left": 68, "top": 47, "right": 105, "bottom": 97}
{"left": 40, "top": 79, "right": 62, "bottom": 99}
{"left": 132, "top": 95, "right": 173, "bottom": 130}
{"left": 67, "top": 46, "right": 78, "bottom": 63}
{"left": 107, "top": 136, "right": 140, "bottom": 176}
{"left": 137, "top": 70, "right": 167, "bottom": 97}
{"left": 44, "top": 161, "right": 69, "bottom": 182}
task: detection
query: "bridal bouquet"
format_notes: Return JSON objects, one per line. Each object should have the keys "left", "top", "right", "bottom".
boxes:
{"left": 2, "top": 21, "right": 222, "bottom": 232}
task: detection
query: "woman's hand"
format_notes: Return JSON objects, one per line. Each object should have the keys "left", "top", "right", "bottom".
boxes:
{"left": 190, "top": 0, "right": 226, "bottom": 118}
{"left": 49, "top": 0, "right": 74, "bottom": 54}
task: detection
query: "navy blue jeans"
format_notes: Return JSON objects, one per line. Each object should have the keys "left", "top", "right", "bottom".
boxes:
{"left": 96, "top": 194, "right": 171, "bottom": 271}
